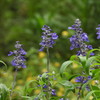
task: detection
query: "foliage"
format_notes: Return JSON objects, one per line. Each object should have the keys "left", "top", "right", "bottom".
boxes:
{"left": 60, "top": 49, "right": 100, "bottom": 99}
{"left": 0, "top": 84, "right": 9, "bottom": 100}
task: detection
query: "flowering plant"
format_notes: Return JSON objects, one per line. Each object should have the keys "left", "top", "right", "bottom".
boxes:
{"left": 0, "top": 19, "right": 100, "bottom": 100}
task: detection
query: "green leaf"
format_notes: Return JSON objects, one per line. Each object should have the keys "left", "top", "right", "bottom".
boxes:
{"left": 64, "top": 88, "right": 75, "bottom": 97}
{"left": 92, "top": 69, "right": 100, "bottom": 77}
{"left": 78, "top": 56, "right": 86, "bottom": 67}
{"left": 70, "top": 55, "right": 78, "bottom": 60}
{"left": 42, "top": 72, "right": 48, "bottom": 82}
{"left": 50, "top": 97, "right": 60, "bottom": 100}
{"left": 21, "top": 96, "right": 31, "bottom": 99}
{"left": 23, "top": 80, "right": 37, "bottom": 95}
{"left": 69, "top": 74, "right": 80, "bottom": 81}
{"left": 59, "top": 80, "right": 74, "bottom": 89}
{"left": 0, "top": 60, "right": 7, "bottom": 71}
{"left": 85, "top": 56, "right": 96, "bottom": 74}
{"left": 95, "top": 56, "right": 100, "bottom": 62}
{"left": 84, "top": 90, "right": 100, "bottom": 100}
{"left": 91, "top": 86, "right": 100, "bottom": 98}
{"left": 90, "top": 63, "right": 100, "bottom": 67}
{"left": 0, "top": 84, "right": 9, "bottom": 100}
{"left": 60, "top": 61, "right": 73, "bottom": 77}
{"left": 86, "top": 49, "right": 100, "bottom": 59}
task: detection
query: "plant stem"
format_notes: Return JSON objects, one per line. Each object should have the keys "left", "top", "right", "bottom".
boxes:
{"left": 46, "top": 47, "right": 51, "bottom": 100}
{"left": 10, "top": 68, "right": 18, "bottom": 100}
{"left": 77, "top": 84, "right": 83, "bottom": 100}
{"left": 46, "top": 47, "right": 50, "bottom": 72}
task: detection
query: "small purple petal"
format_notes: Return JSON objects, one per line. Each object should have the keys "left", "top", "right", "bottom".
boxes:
{"left": 90, "top": 52, "right": 95, "bottom": 56}
{"left": 39, "top": 47, "right": 44, "bottom": 51}
{"left": 52, "top": 33, "right": 58, "bottom": 39}
{"left": 88, "top": 45, "right": 93, "bottom": 49}
{"left": 8, "top": 51, "right": 13, "bottom": 56}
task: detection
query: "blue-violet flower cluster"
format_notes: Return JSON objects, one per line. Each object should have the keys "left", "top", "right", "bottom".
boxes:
{"left": 76, "top": 76, "right": 91, "bottom": 91}
{"left": 96, "top": 24, "right": 100, "bottom": 39}
{"left": 68, "top": 19, "right": 94, "bottom": 56}
{"left": 39, "top": 25, "right": 58, "bottom": 51}
{"left": 76, "top": 76, "right": 91, "bottom": 84}
{"left": 8, "top": 41, "right": 27, "bottom": 68}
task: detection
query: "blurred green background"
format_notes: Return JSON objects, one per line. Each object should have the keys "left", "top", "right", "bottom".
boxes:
{"left": 0, "top": 0, "right": 100, "bottom": 99}
{"left": 0, "top": 0, "right": 100, "bottom": 61}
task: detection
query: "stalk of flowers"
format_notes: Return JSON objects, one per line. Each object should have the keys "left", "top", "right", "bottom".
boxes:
{"left": 8, "top": 41, "right": 27, "bottom": 68}
{"left": 8, "top": 41, "right": 26, "bottom": 99}
{"left": 39, "top": 26, "right": 58, "bottom": 99}
{"left": 96, "top": 24, "right": 100, "bottom": 39}
{"left": 68, "top": 19, "right": 94, "bottom": 56}
{"left": 39, "top": 25, "right": 58, "bottom": 72}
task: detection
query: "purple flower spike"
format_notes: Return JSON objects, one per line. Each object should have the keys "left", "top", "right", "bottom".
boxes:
{"left": 8, "top": 41, "right": 27, "bottom": 68}
{"left": 96, "top": 24, "right": 100, "bottom": 39}
{"left": 68, "top": 19, "right": 94, "bottom": 56}
{"left": 39, "top": 25, "right": 58, "bottom": 51}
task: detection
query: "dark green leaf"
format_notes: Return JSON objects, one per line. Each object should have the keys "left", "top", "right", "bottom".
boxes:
{"left": 0, "top": 60, "right": 7, "bottom": 71}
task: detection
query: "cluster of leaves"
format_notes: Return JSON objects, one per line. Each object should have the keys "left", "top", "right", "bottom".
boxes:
{"left": 1, "top": 49, "right": 100, "bottom": 100}
{"left": 0, "top": 83, "right": 9, "bottom": 100}
{"left": 60, "top": 49, "right": 100, "bottom": 100}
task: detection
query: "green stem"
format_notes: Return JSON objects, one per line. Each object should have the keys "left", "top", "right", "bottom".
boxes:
{"left": 77, "top": 84, "right": 83, "bottom": 100}
{"left": 10, "top": 68, "right": 18, "bottom": 100}
{"left": 47, "top": 47, "right": 50, "bottom": 72}
{"left": 46, "top": 47, "right": 51, "bottom": 100}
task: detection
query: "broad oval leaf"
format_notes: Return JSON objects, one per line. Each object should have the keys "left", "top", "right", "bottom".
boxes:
{"left": 60, "top": 61, "right": 73, "bottom": 77}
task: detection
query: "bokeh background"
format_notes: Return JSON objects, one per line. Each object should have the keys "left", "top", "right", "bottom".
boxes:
{"left": 0, "top": 0, "right": 100, "bottom": 99}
